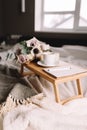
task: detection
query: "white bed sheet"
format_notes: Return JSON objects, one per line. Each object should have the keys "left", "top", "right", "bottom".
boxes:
{"left": 0, "top": 45, "right": 87, "bottom": 130}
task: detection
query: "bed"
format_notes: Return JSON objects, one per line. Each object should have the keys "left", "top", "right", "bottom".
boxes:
{"left": 0, "top": 38, "right": 87, "bottom": 130}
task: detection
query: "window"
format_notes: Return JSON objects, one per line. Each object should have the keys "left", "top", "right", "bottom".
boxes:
{"left": 35, "top": 0, "right": 87, "bottom": 33}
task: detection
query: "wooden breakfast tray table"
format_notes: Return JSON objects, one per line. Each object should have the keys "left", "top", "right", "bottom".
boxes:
{"left": 20, "top": 61, "right": 87, "bottom": 104}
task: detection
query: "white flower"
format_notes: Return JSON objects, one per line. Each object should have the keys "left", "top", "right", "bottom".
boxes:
{"left": 26, "top": 37, "right": 41, "bottom": 48}
{"left": 26, "top": 54, "right": 34, "bottom": 61}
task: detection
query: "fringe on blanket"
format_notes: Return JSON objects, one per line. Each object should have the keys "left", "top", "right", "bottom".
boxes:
{"left": 0, "top": 93, "right": 44, "bottom": 115}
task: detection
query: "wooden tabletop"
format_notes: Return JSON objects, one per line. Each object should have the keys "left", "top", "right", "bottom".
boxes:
{"left": 23, "top": 61, "right": 87, "bottom": 83}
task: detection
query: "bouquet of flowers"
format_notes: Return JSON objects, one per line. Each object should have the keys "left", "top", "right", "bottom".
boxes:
{"left": 15, "top": 37, "right": 51, "bottom": 63}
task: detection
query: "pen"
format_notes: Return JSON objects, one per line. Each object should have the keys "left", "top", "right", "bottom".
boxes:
{"left": 47, "top": 66, "right": 71, "bottom": 72}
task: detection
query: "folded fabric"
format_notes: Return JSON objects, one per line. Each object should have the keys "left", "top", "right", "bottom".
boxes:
{"left": 0, "top": 63, "right": 29, "bottom": 103}
{"left": 0, "top": 91, "right": 44, "bottom": 115}
{"left": 10, "top": 83, "right": 37, "bottom": 100}
{"left": 0, "top": 73, "right": 18, "bottom": 103}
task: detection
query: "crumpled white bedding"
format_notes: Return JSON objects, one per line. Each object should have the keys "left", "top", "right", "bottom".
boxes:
{"left": 2, "top": 98, "right": 87, "bottom": 130}
{"left": 0, "top": 45, "right": 87, "bottom": 130}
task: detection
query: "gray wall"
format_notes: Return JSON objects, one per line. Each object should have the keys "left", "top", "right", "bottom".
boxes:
{"left": 2, "top": 0, "right": 34, "bottom": 35}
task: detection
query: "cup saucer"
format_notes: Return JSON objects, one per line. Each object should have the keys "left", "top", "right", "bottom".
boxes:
{"left": 37, "top": 61, "right": 59, "bottom": 67}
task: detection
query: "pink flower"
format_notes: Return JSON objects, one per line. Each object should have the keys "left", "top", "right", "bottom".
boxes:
{"left": 18, "top": 54, "right": 29, "bottom": 63}
{"left": 17, "top": 54, "right": 27, "bottom": 63}
{"left": 17, "top": 53, "right": 34, "bottom": 63}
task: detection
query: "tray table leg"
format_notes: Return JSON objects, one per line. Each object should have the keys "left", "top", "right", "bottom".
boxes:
{"left": 53, "top": 81, "right": 61, "bottom": 103}
{"left": 20, "top": 64, "right": 34, "bottom": 76}
{"left": 76, "top": 79, "right": 83, "bottom": 97}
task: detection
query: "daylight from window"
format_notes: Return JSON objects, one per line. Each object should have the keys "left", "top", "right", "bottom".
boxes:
{"left": 35, "top": 0, "right": 87, "bottom": 33}
{"left": 79, "top": 0, "right": 87, "bottom": 27}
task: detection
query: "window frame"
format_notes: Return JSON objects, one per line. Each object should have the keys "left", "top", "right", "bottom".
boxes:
{"left": 35, "top": 0, "right": 87, "bottom": 33}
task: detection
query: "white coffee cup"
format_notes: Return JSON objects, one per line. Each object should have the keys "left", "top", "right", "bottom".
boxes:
{"left": 41, "top": 52, "right": 60, "bottom": 66}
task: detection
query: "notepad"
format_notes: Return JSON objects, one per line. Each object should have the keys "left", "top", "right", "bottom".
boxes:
{"left": 43, "top": 65, "right": 87, "bottom": 78}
